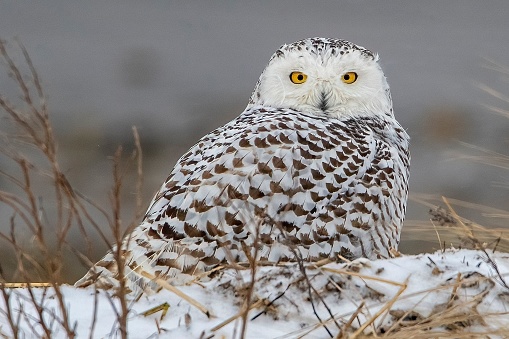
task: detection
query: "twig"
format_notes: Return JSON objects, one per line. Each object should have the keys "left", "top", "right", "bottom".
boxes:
{"left": 250, "top": 284, "right": 291, "bottom": 321}
{"left": 430, "top": 219, "right": 445, "bottom": 253}
{"left": 88, "top": 286, "right": 99, "bottom": 339}
{"left": 239, "top": 209, "right": 262, "bottom": 339}
{"left": 337, "top": 301, "right": 365, "bottom": 338}
{"left": 442, "top": 197, "right": 475, "bottom": 242}
{"left": 140, "top": 271, "right": 212, "bottom": 318}
{"left": 132, "top": 126, "right": 144, "bottom": 222}
{"left": 447, "top": 273, "right": 462, "bottom": 307}
{"left": 210, "top": 299, "right": 264, "bottom": 332}
{"left": 0, "top": 283, "right": 52, "bottom": 288}
{"left": 349, "top": 277, "right": 409, "bottom": 338}
{"left": 320, "top": 267, "right": 406, "bottom": 287}
{"left": 481, "top": 249, "right": 509, "bottom": 291}
{"left": 292, "top": 249, "right": 334, "bottom": 337}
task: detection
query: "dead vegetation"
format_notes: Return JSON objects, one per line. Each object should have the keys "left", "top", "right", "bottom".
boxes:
{"left": 0, "top": 39, "right": 508, "bottom": 338}
{"left": 0, "top": 39, "right": 143, "bottom": 339}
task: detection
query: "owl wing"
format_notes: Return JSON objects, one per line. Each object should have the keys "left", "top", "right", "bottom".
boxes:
{"left": 75, "top": 107, "right": 409, "bottom": 294}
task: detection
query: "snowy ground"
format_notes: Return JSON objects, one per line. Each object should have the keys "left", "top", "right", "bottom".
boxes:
{"left": 1, "top": 249, "right": 508, "bottom": 338}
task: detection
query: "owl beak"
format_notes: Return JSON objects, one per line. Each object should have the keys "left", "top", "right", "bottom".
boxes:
{"left": 317, "top": 80, "right": 333, "bottom": 111}
{"left": 318, "top": 91, "right": 329, "bottom": 111}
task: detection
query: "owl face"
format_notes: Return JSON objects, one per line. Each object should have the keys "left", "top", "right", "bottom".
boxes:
{"left": 250, "top": 38, "right": 393, "bottom": 119}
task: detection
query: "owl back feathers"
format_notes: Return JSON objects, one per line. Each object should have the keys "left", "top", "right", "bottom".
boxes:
{"left": 76, "top": 106, "right": 409, "bottom": 294}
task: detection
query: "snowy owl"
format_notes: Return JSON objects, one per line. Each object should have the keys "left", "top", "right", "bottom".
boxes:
{"left": 76, "top": 37, "right": 410, "bottom": 294}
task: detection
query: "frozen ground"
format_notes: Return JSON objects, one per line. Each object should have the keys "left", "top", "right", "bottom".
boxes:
{"left": 1, "top": 248, "right": 508, "bottom": 338}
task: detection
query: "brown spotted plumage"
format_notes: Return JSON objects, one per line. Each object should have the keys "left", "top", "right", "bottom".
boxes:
{"left": 76, "top": 38, "right": 410, "bottom": 295}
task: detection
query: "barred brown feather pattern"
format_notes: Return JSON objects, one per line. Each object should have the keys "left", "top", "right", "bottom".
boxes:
{"left": 77, "top": 106, "right": 409, "bottom": 293}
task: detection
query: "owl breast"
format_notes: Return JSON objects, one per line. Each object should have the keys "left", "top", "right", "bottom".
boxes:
{"left": 138, "top": 106, "right": 409, "bottom": 282}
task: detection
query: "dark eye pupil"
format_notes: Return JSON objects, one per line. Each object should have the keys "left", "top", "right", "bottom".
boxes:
{"left": 344, "top": 74, "right": 350, "bottom": 80}
{"left": 297, "top": 74, "right": 303, "bottom": 81}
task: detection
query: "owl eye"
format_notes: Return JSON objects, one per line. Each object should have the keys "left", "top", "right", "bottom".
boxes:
{"left": 341, "top": 72, "right": 358, "bottom": 84}
{"left": 290, "top": 71, "right": 307, "bottom": 84}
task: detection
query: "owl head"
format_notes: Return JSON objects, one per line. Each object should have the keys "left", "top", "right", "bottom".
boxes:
{"left": 248, "top": 37, "right": 393, "bottom": 119}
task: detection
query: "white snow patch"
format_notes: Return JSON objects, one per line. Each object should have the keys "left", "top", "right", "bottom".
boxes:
{"left": 1, "top": 249, "right": 508, "bottom": 338}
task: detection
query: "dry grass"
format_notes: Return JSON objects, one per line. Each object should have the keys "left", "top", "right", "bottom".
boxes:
{"left": 191, "top": 238, "right": 508, "bottom": 338}
{"left": 0, "top": 39, "right": 144, "bottom": 339}
{"left": 0, "top": 39, "right": 508, "bottom": 338}
{"left": 407, "top": 194, "right": 509, "bottom": 253}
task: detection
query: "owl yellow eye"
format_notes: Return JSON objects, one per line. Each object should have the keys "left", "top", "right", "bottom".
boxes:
{"left": 290, "top": 71, "right": 307, "bottom": 84}
{"left": 341, "top": 72, "right": 358, "bottom": 84}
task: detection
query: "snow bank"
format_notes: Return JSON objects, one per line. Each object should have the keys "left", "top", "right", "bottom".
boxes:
{"left": 1, "top": 249, "right": 508, "bottom": 338}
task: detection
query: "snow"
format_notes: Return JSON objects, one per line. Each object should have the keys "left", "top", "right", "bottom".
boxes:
{"left": 1, "top": 249, "right": 509, "bottom": 338}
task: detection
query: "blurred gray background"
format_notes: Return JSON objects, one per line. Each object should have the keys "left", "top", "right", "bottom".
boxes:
{"left": 1, "top": 1, "right": 509, "bottom": 281}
